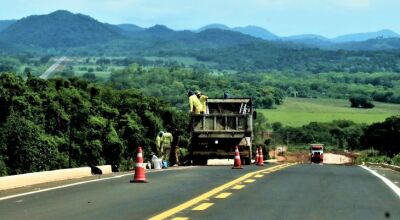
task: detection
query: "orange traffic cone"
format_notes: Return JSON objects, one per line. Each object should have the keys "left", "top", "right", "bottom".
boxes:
{"left": 130, "top": 147, "right": 148, "bottom": 183}
{"left": 232, "top": 146, "right": 243, "bottom": 169}
{"left": 255, "top": 147, "right": 259, "bottom": 165}
{"left": 257, "top": 146, "right": 264, "bottom": 166}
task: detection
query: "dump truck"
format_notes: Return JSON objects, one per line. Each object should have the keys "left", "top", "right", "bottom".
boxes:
{"left": 310, "top": 144, "right": 324, "bottom": 163}
{"left": 190, "top": 98, "right": 254, "bottom": 165}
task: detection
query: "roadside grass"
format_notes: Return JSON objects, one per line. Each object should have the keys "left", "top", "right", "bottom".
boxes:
{"left": 260, "top": 97, "right": 400, "bottom": 127}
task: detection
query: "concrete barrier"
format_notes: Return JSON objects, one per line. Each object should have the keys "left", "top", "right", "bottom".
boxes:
{"left": 96, "top": 165, "right": 112, "bottom": 175}
{"left": 0, "top": 167, "right": 93, "bottom": 191}
{"left": 366, "top": 163, "right": 400, "bottom": 172}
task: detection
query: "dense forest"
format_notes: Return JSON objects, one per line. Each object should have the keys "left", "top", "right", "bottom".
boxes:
{"left": 0, "top": 73, "right": 189, "bottom": 176}
{"left": 107, "top": 65, "right": 400, "bottom": 105}
{"left": 108, "top": 64, "right": 285, "bottom": 109}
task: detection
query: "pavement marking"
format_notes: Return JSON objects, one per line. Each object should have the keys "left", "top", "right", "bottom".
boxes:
{"left": 244, "top": 179, "right": 256, "bottom": 183}
{"left": 0, "top": 166, "right": 196, "bottom": 201}
{"left": 232, "top": 184, "right": 245, "bottom": 190}
{"left": 263, "top": 171, "right": 271, "bottom": 174}
{"left": 149, "top": 164, "right": 294, "bottom": 220}
{"left": 192, "top": 203, "right": 214, "bottom": 211}
{"left": 254, "top": 174, "right": 264, "bottom": 178}
{"left": 215, "top": 192, "right": 232, "bottom": 199}
{"left": 361, "top": 165, "right": 400, "bottom": 199}
{"left": 171, "top": 218, "right": 188, "bottom": 220}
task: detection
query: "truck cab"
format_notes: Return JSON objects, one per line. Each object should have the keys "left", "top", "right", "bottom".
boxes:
{"left": 190, "top": 98, "right": 254, "bottom": 165}
{"left": 310, "top": 144, "right": 324, "bottom": 163}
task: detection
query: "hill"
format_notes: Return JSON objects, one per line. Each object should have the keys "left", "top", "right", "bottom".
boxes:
{"left": 232, "top": 25, "right": 278, "bottom": 40}
{"left": 0, "top": 10, "right": 123, "bottom": 48}
{"left": 117, "top": 24, "right": 144, "bottom": 32}
{"left": 260, "top": 98, "right": 400, "bottom": 127}
{"left": 0, "top": 20, "right": 16, "bottom": 32}
{"left": 197, "top": 24, "right": 279, "bottom": 40}
{"left": 331, "top": 37, "right": 400, "bottom": 51}
{"left": 197, "top": 24, "right": 230, "bottom": 32}
{"left": 332, "top": 29, "right": 400, "bottom": 43}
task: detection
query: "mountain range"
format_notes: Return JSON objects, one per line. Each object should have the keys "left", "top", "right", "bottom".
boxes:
{"left": 196, "top": 24, "right": 400, "bottom": 43}
{"left": 0, "top": 10, "right": 400, "bottom": 52}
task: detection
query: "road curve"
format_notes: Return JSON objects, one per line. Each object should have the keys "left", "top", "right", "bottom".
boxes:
{"left": 0, "top": 164, "right": 399, "bottom": 220}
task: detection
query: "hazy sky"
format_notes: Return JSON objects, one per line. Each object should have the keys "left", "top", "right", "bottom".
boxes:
{"left": 0, "top": 0, "right": 399, "bottom": 37}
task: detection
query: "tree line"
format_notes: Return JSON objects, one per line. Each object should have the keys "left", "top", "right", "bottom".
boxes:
{"left": 108, "top": 64, "right": 285, "bottom": 109}
{"left": 0, "top": 73, "right": 189, "bottom": 176}
{"left": 270, "top": 116, "right": 400, "bottom": 157}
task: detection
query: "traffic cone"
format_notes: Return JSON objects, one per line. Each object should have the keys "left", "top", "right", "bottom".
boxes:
{"left": 232, "top": 146, "right": 243, "bottom": 169}
{"left": 255, "top": 147, "right": 259, "bottom": 165}
{"left": 257, "top": 146, "right": 264, "bottom": 166}
{"left": 130, "top": 147, "right": 148, "bottom": 183}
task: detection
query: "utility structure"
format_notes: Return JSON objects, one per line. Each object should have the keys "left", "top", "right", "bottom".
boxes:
{"left": 190, "top": 98, "right": 255, "bottom": 165}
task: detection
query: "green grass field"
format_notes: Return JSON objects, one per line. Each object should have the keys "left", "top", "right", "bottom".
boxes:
{"left": 144, "top": 56, "right": 217, "bottom": 67}
{"left": 260, "top": 98, "right": 400, "bottom": 127}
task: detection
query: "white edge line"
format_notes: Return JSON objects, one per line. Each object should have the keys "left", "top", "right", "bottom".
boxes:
{"left": 0, "top": 166, "right": 195, "bottom": 201}
{"left": 360, "top": 165, "right": 400, "bottom": 199}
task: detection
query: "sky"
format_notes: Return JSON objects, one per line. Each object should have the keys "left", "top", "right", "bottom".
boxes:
{"left": 0, "top": 0, "right": 399, "bottom": 38}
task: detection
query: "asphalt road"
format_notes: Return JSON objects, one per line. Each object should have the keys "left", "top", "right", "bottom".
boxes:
{"left": 0, "top": 164, "right": 399, "bottom": 220}
{"left": 40, "top": 56, "right": 67, "bottom": 79}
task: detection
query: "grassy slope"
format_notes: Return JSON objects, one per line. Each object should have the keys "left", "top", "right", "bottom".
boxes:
{"left": 260, "top": 98, "right": 400, "bottom": 127}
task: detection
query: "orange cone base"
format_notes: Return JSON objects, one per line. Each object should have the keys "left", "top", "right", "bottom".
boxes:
{"left": 130, "top": 179, "right": 148, "bottom": 183}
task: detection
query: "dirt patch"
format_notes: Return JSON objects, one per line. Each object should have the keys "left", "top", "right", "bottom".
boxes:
{"left": 323, "top": 153, "right": 352, "bottom": 164}
{"left": 269, "top": 149, "right": 353, "bottom": 164}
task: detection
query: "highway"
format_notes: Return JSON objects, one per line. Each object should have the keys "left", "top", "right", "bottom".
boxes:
{"left": 39, "top": 56, "right": 67, "bottom": 79}
{"left": 0, "top": 164, "right": 399, "bottom": 220}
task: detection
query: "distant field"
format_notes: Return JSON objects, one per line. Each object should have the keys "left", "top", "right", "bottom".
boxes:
{"left": 260, "top": 98, "right": 400, "bottom": 127}
{"left": 145, "top": 56, "right": 216, "bottom": 66}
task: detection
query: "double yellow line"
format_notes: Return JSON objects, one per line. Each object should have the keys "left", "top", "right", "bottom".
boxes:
{"left": 149, "top": 163, "right": 295, "bottom": 220}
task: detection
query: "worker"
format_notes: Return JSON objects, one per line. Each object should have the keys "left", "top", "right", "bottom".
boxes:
{"left": 195, "top": 91, "right": 208, "bottom": 114}
{"left": 155, "top": 131, "right": 163, "bottom": 156}
{"left": 224, "top": 91, "right": 230, "bottom": 99}
{"left": 169, "top": 128, "right": 181, "bottom": 166}
{"left": 188, "top": 90, "right": 202, "bottom": 114}
{"left": 160, "top": 131, "right": 173, "bottom": 162}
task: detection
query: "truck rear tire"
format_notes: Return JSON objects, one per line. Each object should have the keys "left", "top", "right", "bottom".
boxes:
{"left": 243, "top": 158, "right": 251, "bottom": 165}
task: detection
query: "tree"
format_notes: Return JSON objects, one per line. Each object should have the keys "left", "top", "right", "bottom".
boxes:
{"left": 349, "top": 96, "right": 375, "bottom": 108}
{"left": 361, "top": 116, "right": 400, "bottom": 156}
{"left": 0, "top": 113, "right": 58, "bottom": 174}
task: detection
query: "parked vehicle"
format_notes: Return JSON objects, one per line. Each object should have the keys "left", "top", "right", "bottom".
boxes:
{"left": 190, "top": 98, "right": 255, "bottom": 165}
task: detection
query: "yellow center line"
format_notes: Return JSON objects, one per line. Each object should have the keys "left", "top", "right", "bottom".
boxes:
{"left": 192, "top": 202, "right": 214, "bottom": 211}
{"left": 215, "top": 192, "right": 232, "bottom": 199}
{"left": 149, "top": 164, "right": 295, "bottom": 220}
{"left": 254, "top": 174, "right": 264, "bottom": 178}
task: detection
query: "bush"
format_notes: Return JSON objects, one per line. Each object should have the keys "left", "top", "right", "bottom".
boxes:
{"left": 392, "top": 154, "right": 400, "bottom": 166}
{"left": 349, "top": 96, "right": 374, "bottom": 108}
{"left": 0, "top": 159, "right": 7, "bottom": 176}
